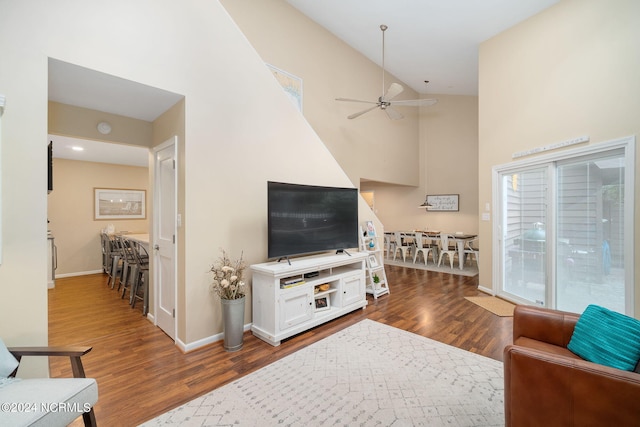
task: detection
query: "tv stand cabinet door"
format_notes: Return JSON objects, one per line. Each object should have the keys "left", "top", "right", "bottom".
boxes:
{"left": 341, "top": 273, "right": 365, "bottom": 307}
{"left": 279, "top": 287, "right": 313, "bottom": 331}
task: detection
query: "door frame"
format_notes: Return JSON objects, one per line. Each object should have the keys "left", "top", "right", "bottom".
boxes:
{"left": 152, "top": 136, "right": 178, "bottom": 339}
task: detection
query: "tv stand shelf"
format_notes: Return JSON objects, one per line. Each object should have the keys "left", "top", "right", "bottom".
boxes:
{"left": 250, "top": 252, "right": 368, "bottom": 346}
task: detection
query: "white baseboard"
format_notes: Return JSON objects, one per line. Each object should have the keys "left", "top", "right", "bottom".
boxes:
{"left": 179, "top": 323, "right": 253, "bottom": 353}
{"left": 477, "top": 285, "right": 494, "bottom": 295}
{"left": 55, "top": 269, "right": 103, "bottom": 279}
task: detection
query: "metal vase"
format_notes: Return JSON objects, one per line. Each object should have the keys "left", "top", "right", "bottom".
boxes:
{"left": 221, "top": 296, "right": 245, "bottom": 352}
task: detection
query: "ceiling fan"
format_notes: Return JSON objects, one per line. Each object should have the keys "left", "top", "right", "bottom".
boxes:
{"left": 336, "top": 24, "right": 437, "bottom": 120}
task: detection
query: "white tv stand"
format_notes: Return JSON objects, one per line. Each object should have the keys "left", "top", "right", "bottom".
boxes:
{"left": 250, "top": 252, "right": 368, "bottom": 346}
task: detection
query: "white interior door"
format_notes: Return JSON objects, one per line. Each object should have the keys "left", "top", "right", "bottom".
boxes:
{"left": 154, "top": 137, "right": 177, "bottom": 339}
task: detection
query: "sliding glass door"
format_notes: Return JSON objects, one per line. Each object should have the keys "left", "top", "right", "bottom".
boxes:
{"left": 555, "top": 151, "right": 626, "bottom": 313}
{"left": 495, "top": 138, "right": 634, "bottom": 315}
{"left": 501, "top": 167, "right": 549, "bottom": 306}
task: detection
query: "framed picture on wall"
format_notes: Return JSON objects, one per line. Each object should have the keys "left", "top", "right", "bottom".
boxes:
{"left": 266, "top": 63, "right": 303, "bottom": 112}
{"left": 94, "top": 188, "right": 146, "bottom": 220}
{"left": 426, "top": 194, "right": 459, "bottom": 212}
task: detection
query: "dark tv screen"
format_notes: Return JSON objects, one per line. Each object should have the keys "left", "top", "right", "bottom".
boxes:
{"left": 268, "top": 181, "right": 359, "bottom": 259}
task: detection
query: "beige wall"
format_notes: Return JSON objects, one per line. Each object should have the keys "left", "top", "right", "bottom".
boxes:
{"left": 49, "top": 101, "right": 153, "bottom": 147}
{"left": 479, "top": 0, "right": 640, "bottom": 307}
{"left": 361, "top": 95, "right": 479, "bottom": 234}
{"left": 47, "top": 159, "right": 149, "bottom": 276}
{"left": 0, "top": 0, "right": 381, "bottom": 359}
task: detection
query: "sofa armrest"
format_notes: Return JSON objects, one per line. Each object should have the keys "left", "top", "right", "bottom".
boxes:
{"left": 513, "top": 305, "right": 579, "bottom": 347}
{"left": 504, "top": 344, "right": 640, "bottom": 426}
{"left": 8, "top": 346, "right": 92, "bottom": 378}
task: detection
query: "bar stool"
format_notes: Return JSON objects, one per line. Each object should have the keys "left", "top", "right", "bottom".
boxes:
{"left": 100, "top": 232, "right": 110, "bottom": 274}
{"left": 130, "top": 243, "right": 150, "bottom": 315}
{"left": 107, "top": 234, "right": 124, "bottom": 289}
{"left": 101, "top": 232, "right": 115, "bottom": 286}
{"left": 117, "top": 236, "right": 137, "bottom": 298}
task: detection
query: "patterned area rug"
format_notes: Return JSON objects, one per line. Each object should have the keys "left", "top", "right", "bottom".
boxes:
{"left": 141, "top": 320, "right": 504, "bottom": 426}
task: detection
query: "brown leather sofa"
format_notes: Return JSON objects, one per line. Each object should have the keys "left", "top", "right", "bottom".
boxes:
{"left": 503, "top": 305, "right": 640, "bottom": 426}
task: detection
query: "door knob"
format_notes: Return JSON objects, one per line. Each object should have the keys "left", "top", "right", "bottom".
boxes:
{"left": 154, "top": 244, "right": 160, "bottom": 250}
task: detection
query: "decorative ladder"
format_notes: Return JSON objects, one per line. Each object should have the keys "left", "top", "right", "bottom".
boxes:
{"left": 359, "top": 222, "right": 390, "bottom": 299}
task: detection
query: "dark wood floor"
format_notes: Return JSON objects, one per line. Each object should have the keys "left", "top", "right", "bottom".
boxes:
{"left": 49, "top": 265, "right": 512, "bottom": 426}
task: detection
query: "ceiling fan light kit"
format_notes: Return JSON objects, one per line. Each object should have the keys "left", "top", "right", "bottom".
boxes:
{"left": 336, "top": 24, "right": 437, "bottom": 120}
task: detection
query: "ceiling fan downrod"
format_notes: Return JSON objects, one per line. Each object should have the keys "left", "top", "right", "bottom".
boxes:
{"left": 380, "top": 24, "right": 388, "bottom": 99}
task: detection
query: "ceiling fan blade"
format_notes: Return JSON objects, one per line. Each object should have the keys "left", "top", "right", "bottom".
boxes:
{"left": 385, "top": 106, "right": 404, "bottom": 120}
{"left": 383, "top": 83, "right": 404, "bottom": 101}
{"left": 390, "top": 98, "right": 438, "bottom": 107}
{"left": 348, "top": 105, "right": 379, "bottom": 119}
{"left": 335, "top": 97, "right": 378, "bottom": 104}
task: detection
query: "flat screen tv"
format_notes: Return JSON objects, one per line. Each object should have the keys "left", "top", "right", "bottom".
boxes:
{"left": 268, "top": 181, "right": 359, "bottom": 260}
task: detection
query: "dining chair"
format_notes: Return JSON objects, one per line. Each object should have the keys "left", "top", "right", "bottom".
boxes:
{"left": 384, "top": 233, "right": 394, "bottom": 258}
{"left": 413, "top": 232, "right": 437, "bottom": 265}
{"left": 463, "top": 238, "right": 479, "bottom": 266}
{"left": 392, "top": 232, "right": 412, "bottom": 262}
{"left": 437, "top": 234, "right": 458, "bottom": 268}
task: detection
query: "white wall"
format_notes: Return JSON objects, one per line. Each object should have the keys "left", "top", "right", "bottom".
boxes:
{"left": 479, "top": 0, "right": 640, "bottom": 306}
{"left": 0, "top": 0, "right": 383, "bottom": 359}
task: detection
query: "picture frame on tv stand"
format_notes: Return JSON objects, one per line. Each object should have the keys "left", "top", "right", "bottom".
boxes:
{"left": 314, "top": 296, "right": 330, "bottom": 312}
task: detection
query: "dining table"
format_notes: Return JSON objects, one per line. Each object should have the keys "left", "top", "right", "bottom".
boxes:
{"left": 387, "top": 230, "right": 477, "bottom": 270}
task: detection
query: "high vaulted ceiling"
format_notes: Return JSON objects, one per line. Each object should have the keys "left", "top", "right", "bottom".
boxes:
{"left": 286, "top": 0, "right": 559, "bottom": 95}
{"left": 48, "top": 1, "right": 559, "bottom": 166}
{"left": 48, "top": 1, "right": 560, "bottom": 123}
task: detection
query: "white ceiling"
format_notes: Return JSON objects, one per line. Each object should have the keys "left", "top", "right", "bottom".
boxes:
{"left": 286, "top": 0, "right": 559, "bottom": 95}
{"left": 49, "top": 59, "right": 183, "bottom": 122}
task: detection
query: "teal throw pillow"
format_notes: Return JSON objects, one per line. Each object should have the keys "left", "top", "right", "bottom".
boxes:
{"left": 568, "top": 304, "right": 640, "bottom": 371}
